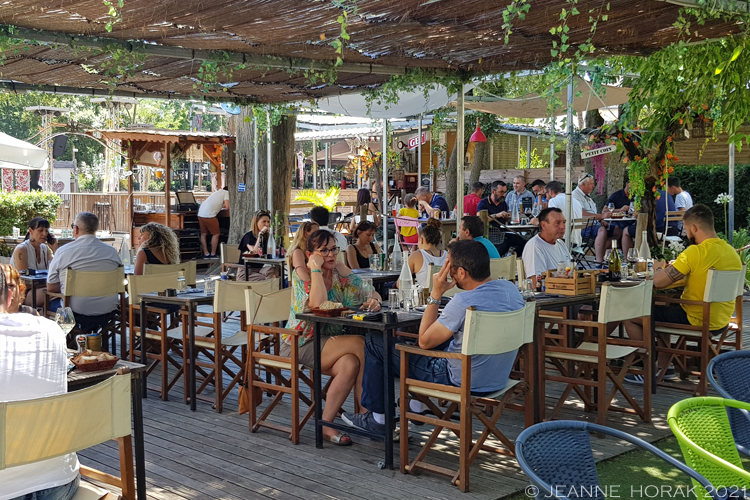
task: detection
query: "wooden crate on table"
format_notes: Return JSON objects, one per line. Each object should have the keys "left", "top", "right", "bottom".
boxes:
{"left": 544, "top": 269, "right": 601, "bottom": 296}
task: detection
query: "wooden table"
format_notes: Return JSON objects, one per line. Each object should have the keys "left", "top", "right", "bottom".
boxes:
{"left": 68, "top": 360, "right": 147, "bottom": 500}
{"left": 388, "top": 218, "right": 457, "bottom": 247}
{"left": 243, "top": 256, "right": 286, "bottom": 289}
{"left": 138, "top": 290, "right": 214, "bottom": 411}
{"left": 296, "top": 310, "right": 423, "bottom": 470}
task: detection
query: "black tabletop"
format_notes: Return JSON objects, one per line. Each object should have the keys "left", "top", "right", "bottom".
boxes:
{"left": 296, "top": 309, "right": 423, "bottom": 331}
{"left": 138, "top": 291, "right": 214, "bottom": 305}
{"left": 20, "top": 274, "right": 48, "bottom": 282}
{"left": 68, "top": 359, "right": 146, "bottom": 387}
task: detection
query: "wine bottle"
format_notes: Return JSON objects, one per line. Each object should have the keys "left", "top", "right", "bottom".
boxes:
{"left": 608, "top": 240, "right": 621, "bottom": 281}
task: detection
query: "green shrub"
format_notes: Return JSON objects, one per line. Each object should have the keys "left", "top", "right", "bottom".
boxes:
{"left": 671, "top": 164, "right": 750, "bottom": 232}
{"left": 0, "top": 191, "right": 62, "bottom": 236}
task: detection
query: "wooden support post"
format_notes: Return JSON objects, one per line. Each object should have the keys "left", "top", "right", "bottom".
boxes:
{"left": 164, "top": 142, "right": 171, "bottom": 227}
{"left": 478, "top": 210, "right": 489, "bottom": 238}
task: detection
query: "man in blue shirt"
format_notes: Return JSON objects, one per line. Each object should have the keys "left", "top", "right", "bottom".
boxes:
{"left": 455, "top": 215, "right": 500, "bottom": 258}
{"left": 415, "top": 186, "right": 450, "bottom": 217}
{"left": 342, "top": 240, "right": 525, "bottom": 435}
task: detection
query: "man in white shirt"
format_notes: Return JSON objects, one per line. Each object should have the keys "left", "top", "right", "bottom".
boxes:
{"left": 310, "top": 206, "right": 348, "bottom": 250}
{"left": 668, "top": 177, "right": 693, "bottom": 236}
{"left": 47, "top": 212, "right": 122, "bottom": 338}
{"left": 0, "top": 269, "right": 80, "bottom": 500}
{"left": 197, "top": 186, "right": 229, "bottom": 258}
{"left": 573, "top": 173, "right": 613, "bottom": 266}
{"left": 523, "top": 208, "right": 572, "bottom": 276}
{"left": 545, "top": 181, "right": 583, "bottom": 247}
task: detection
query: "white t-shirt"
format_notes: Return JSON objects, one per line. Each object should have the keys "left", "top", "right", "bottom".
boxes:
{"left": 522, "top": 234, "right": 572, "bottom": 277}
{"left": 198, "top": 189, "right": 229, "bottom": 218}
{"left": 0, "top": 313, "right": 80, "bottom": 499}
{"left": 548, "top": 194, "right": 583, "bottom": 247}
{"left": 47, "top": 234, "right": 122, "bottom": 316}
{"left": 675, "top": 191, "right": 693, "bottom": 210}
{"left": 318, "top": 226, "right": 348, "bottom": 251}
{"left": 573, "top": 187, "right": 597, "bottom": 215}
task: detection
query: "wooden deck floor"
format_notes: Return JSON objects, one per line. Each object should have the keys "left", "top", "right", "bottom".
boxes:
{"left": 78, "top": 307, "right": 750, "bottom": 500}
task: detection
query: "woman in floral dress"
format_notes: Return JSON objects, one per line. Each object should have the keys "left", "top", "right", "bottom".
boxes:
{"left": 282, "top": 230, "right": 381, "bottom": 445}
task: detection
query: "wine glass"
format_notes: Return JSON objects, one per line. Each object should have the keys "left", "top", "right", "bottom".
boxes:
{"left": 628, "top": 202, "right": 635, "bottom": 216}
{"left": 607, "top": 202, "right": 615, "bottom": 213}
{"left": 627, "top": 248, "right": 639, "bottom": 264}
{"left": 532, "top": 204, "right": 541, "bottom": 218}
{"left": 603, "top": 249, "right": 612, "bottom": 263}
{"left": 55, "top": 307, "right": 76, "bottom": 336}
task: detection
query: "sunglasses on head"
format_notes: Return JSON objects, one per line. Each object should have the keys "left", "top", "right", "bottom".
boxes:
{"left": 256, "top": 210, "right": 270, "bottom": 217}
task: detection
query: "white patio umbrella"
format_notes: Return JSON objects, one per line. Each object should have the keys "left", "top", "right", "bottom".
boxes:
{"left": 0, "top": 131, "right": 48, "bottom": 170}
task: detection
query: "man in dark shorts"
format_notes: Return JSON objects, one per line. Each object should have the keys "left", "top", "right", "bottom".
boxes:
{"left": 198, "top": 186, "right": 229, "bottom": 258}
{"left": 623, "top": 204, "right": 742, "bottom": 383}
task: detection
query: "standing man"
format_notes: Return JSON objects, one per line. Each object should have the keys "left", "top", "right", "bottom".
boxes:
{"left": 0, "top": 270, "right": 81, "bottom": 500}
{"left": 415, "top": 186, "right": 450, "bottom": 217}
{"left": 198, "top": 186, "right": 229, "bottom": 259}
{"left": 47, "top": 212, "right": 122, "bottom": 337}
{"left": 522, "top": 208, "right": 572, "bottom": 276}
{"left": 455, "top": 216, "right": 500, "bottom": 258}
{"left": 573, "top": 173, "right": 612, "bottom": 266}
{"left": 505, "top": 176, "right": 535, "bottom": 215}
{"left": 341, "top": 240, "right": 525, "bottom": 435}
{"left": 462, "top": 182, "right": 484, "bottom": 217}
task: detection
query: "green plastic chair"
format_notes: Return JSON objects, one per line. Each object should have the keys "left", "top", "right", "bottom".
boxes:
{"left": 668, "top": 397, "right": 750, "bottom": 499}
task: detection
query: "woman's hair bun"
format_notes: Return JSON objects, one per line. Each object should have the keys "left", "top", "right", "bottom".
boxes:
{"left": 425, "top": 217, "right": 442, "bottom": 229}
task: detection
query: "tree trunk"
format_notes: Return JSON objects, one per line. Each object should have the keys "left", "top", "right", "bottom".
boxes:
{"left": 585, "top": 109, "right": 605, "bottom": 130}
{"left": 226, "top": 109, "right": 297, "bottom": 245}
{"left": 445, "top": 143, "right": 458, "bottom": 208}
{"left": 468, "top": 141, "right": 489, "bottom": 186}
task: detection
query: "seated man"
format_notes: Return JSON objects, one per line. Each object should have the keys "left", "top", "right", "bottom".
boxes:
{"left": 545, "top": 181, "right": 583, "bottom": 247}
{"left": 0, "top": 269, "right": 80, "bottom": 500}
{"left": 47, "top": 212, "right": 122, "bottom": 338}
{"left": 310, "top": 206, "right": 348, "bottom": 251}
{"left": 476, "top": 180, "right": 527, "bottom": 256}
{"left": 530, "top": 179, "right": 547, "bottom": 208}
{"left": 342, "top": 240, "right": 525, "bottom": 434}
{"left": 415, "top": 186, "right": 450, "bottom": 217}
{"left": 623, "top": 204, "right": 742, "bottom": 383}
{"left": 456, "top": 216, "right": 500, "bottom": 258}
{"left": 505, "top": 175, "right": 535, "bottom": 215}
{"left": 522, "top": 208, "right": 572, "bottom": 277}
{"left": 573, "top": 173, "right": 613, "bottom": 266}
{"left": 462, "top": 182, "right": 484, "bottom": 216}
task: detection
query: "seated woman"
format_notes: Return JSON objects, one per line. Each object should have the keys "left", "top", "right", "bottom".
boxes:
{"left": 238, "top": 210, "right": 278, "bottom": 281}
{"left": 286, "top": 221, "right": 319, "bottom": 280}
{"left": 283, "top": 230, "right": 381, "bottom": 445}
{"left": 349, "top": 188, "right": 382, "bottom": 233}
{"left": 346, "top": 221, "right": 382, "bottom": 269}
{"left": 397, "top": 194, "right": 420, "bottom": 245}
{"left": 401, "top": 218, "right": 445, "bottom": 288}
{"left": 134, "top": 222, "right": 180, "bottom": 275}
{"left": 10, "top": 217, "right": 55, "bottom": 306}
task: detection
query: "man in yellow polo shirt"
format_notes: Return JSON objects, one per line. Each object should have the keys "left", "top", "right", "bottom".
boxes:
{"left": 624, "top": 204, "right": 742, "bottom": 384}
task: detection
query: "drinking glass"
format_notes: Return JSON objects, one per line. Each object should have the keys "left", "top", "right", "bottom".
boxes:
{"left": 628, "top": 202, "right": 635, "bottom": 215}
{"left": 627, "top": 248, "right": 639, "bottom": 263}
{"left": 204, "top": 277, "right": 216, "bottom": 296}
{"left": 388, "top": 289, "right": 400, "bottom": 311}
{"left": 607, "top": 202, "right": 615, "bottom": 212}
{"left": 441, "top": 211, "right": 448, "bottom": 220}
{"left": 360, "top": 278, "right": 375, "bottom": 308}
{"left": 368, "top": 254, "right": 379, "bottom": 270}
{"left": 603, "top": 249, "right": 612, "bottom": 262}
{"left": 532, "top": 204, "right": 541, "bottom": 218}
{"left": 55, "top": 307, "right": 76, "bottom": 335}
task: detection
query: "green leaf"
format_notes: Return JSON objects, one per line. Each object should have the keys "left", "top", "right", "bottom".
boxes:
{"left": 602, "top": 14, "right": 608, "bottom": 21}
{"left": 731, "top": 45, "right": 743, "bottom": 62}
{"left": 550, "top": 27, "right": 557, "bottom": 35}
{"left": 561, "top": 44, "right": 569, "bottom": 52}
{"left": 571, "top": 7, "right": 580, "bottom": 15}
{"left": 550, "top": 49, "right": 559, "bottom": 57}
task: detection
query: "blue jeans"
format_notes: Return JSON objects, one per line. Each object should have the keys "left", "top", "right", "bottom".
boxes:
{"left": 11, "top": 476, "right": 79, "bottom": 500}
{"left": 361, "top": 332, "right": 452, "bottom": 414}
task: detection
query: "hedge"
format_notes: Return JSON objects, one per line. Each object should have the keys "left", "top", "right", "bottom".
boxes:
{"left": 0, "top": 191, "right": 62, "bottom": 236}
{"left": 670, "top": 164, "right": 750, "bottom": 232}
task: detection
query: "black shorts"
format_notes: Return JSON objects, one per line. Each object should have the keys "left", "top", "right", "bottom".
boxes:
{"left": 652, "top": 304, "right": 728, "bottom": 335}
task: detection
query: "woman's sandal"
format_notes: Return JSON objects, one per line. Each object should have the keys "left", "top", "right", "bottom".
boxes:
{"left": 324, "top": 432, "right": 353, "bottom": 446}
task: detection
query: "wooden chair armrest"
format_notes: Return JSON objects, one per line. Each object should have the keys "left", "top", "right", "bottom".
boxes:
{"left": 395, "top": 343, "right": 463, "bottom": 359}
{"left": 46, "top": 291, "right": 64, "bottom": 300}
{"left": 654, "top": 321, "right": 702, "bottom": 331}
{"left": 545, "top": 318, "right": 598, "bottom": 328}
{"left": 249, "top": 325, "right": 304, "bottom": 337}
{"left": 654, "top": 296, "right": 702, "bottom": 306}
{"left": 395, "top": 330, "right": 419, "bottom": 340}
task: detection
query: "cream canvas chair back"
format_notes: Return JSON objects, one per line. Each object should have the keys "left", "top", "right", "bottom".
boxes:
{"left": 336, "top": 249, "right": 347, "bottom": 265}
{"left": 127, "top": 272, "right": 180, "bottom": 306}
{"left": 0, "top": 374, "right": 131, "bottom": 469}
{"left": 516, "top": 258, "right": 526, "bottom": 281}
{"left": 597, "top": 281, "right": 653, "bottom": 324}
{"left": 214, "top": 279, "right": 278, "bottom": 313}
{"left": 245, "top": 287, "right": 292, "bottom": 325}
{"left": 490, "top": 255, "right": 516, "bottom": 282}
{"left": 63, "top": 267, "right": 126, "bottom": 297}
{"left": 737, "top": 265, "right": 747, "bottom": 298}
{"left": 427, "top": 264, "right": 459, "bottom": 298}
{"left": 221, "top": 243, "right": 241, "bottom": 267}
{"left": 144, "top": 260, "right": 197, "bottom": 286}
{"left": 704, "top": 268, "right": 744, "bottom": 303}
{"left": 461, "top": 301, "right": 536, "bottom": 356}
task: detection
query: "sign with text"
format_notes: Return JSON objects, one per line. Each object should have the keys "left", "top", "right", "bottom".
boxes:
{"left": 408, "top": 133, "right": 427, "bottom": 150}
{"left": 238, "top": 183, "right": 246, "bottom": 192}
{"left": 580, "top": 144, "right": 617, "bottom": 160}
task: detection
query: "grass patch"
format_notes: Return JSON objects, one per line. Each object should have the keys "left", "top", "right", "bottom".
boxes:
{"left": 503, "top": 437, "right": 694, "bottom": 500}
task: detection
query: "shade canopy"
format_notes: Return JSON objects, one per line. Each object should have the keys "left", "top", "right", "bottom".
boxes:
{"left": 0, "top": 132, "right": 48, "bottom": 170}
{"left": 463, "top": 77, "right": 632, "bottom": 119}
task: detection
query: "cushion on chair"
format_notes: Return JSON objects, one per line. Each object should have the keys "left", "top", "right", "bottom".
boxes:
{"left": 546, "top": 342, "right": 638, "bottom": 362}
